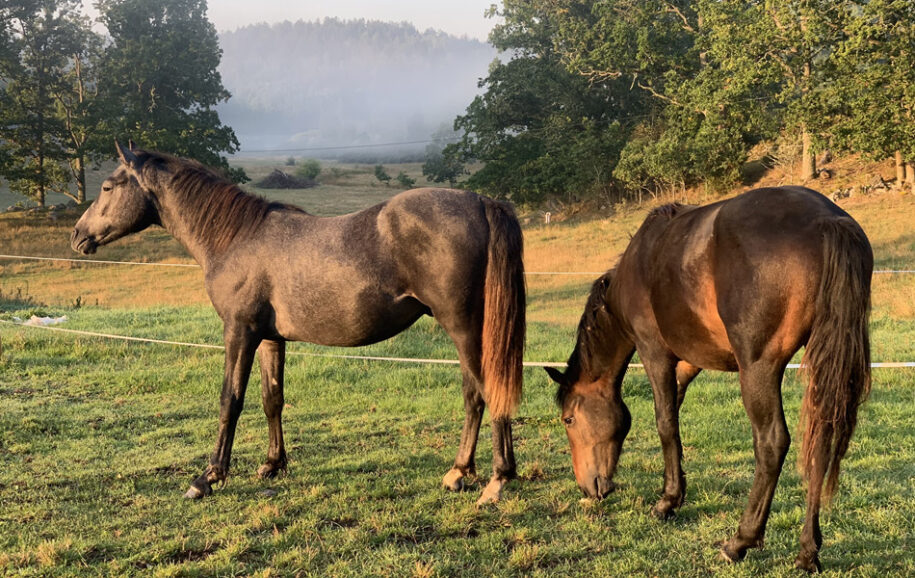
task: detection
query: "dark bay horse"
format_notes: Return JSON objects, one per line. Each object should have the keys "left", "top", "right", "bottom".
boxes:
{"left": 71, "top": 142, "right": 526, "bottom": 504}
{"left": 545, "top": 186, "right": 872, "bottom": 572}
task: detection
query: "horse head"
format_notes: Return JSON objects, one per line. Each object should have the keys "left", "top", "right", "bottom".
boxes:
{"left": 71, "top": 141, "right": 160, "bottom": 255}
{"left": 546, "top": 364, "right": 631, "bottom": 500}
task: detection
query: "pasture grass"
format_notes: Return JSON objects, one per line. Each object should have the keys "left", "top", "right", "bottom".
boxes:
{"left": 1, "top": 177, "right": 914, "bottom": 575}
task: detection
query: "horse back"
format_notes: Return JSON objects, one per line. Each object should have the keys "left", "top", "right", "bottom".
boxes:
{"left": 621, "top": 187, "right": 851, "bottom": 370}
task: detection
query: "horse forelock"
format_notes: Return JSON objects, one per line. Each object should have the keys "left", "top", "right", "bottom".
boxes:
{"left": 556, "top": 269, "right": 617, "bottom": 405}
{"left": 155, "top": 154, "right": 303, "bottom": 253}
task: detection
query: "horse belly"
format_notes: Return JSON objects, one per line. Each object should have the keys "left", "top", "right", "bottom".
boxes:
{"left": 273, "top": 293, "right": 427, "bottom": 347}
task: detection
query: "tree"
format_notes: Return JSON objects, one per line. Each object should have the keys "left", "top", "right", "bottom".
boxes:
{"left": 395, "top": 171, "right": 415, "bottom": 188}
{"left": 95, "top": 0, "right": 245, "bottom": 181}
{"left": 295, "top": 158, "right": 321, "bottom": 180}
{"left": 833, "top": 0, "right": 915, "bottom": 192}
{"left": 448, "top": 0, "right": 635, "bottom": 204}
{"left": 0, "top": 0, "right": 87, "bottom": 207}
{"left": 374, "top": 164, "right": 391, "bottom": 185}
{"left": 423, "top": 125, "right": 466, "bottom": 187}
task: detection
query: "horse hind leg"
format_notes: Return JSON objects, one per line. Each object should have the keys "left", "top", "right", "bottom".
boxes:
{"left": 439, "top": 317, "right": 516, "bottom": 505}
{"left": 720, "top": 361, "right": 791, "bottom": 563}
{"left": 442, "top": 367, "right": 485, "bottom": 492}
{"left": 795, "top": 427, "right": 831, "bottom": 572}
{"left": 256, "top": 339, "right": 288, "bottom": 479}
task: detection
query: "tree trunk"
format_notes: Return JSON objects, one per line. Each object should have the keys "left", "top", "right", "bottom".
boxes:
{"left": 800, "top": 127, "right": 816, "bottom": 181}
{"left": 75, "top": 154, "right": 86, "bottom": 203}
{"left": 906, "top": 162, "right": 914, "bottom": 185}
{"left": 895, "top": 150, "right": 905, "bottom": 184}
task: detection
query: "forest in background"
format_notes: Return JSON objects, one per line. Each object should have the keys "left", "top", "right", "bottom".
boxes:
{"left": 217, "top": 19, "right": 495, "bottom": 155}
{"left": 432, "top": 0, "right": 915, "bottom": 204}
{"left": 5, "top": 1, "right": 915, "bottom": 209}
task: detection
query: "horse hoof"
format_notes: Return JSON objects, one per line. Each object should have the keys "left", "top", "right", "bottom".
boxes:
{"left": 184, "top": 485, "right": 206, "bottom": 499}
{"left": 184, "top": 477, "right": 213, "bottom": 499}
{"left": 476, "top": 478, "right": 503, "bottom": 505}
{"left": 718, "top": 544, "right": 745, "bottom": 564}
{"left": 794, "top": 554, "right": 822, "bottom": 573}
{"left": 650, "top": 504, "right": 676, "bottom": 521}
{"left": 442, "top": 468, "right": 465, "bottom": 492}
{"left": 257, "top": 462, "right": 285, "bottom": 479}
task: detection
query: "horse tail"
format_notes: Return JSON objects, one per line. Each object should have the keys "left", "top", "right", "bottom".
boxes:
{"left": 799, "top": 216, "right": 872, "bottom": 502}
{"left": 480, "top": 198, "right": 526, "bottom": 419}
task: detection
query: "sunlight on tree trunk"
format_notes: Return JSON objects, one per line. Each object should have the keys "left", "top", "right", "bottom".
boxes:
{"left": 800, "top": 128, "right": 816, "bottom": 181}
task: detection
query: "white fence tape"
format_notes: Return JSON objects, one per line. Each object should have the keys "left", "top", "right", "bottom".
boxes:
{"left": 2, "top": 254, "right": 914, "bottom": 275}
{"left": 2, "top": 319, "right": 914, "bottom": 369}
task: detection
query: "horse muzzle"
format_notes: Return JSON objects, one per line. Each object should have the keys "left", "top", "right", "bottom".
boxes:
{"left": 580, "top": 476, "right": 617, "bottom": 500}
{"left": 70, "top": 228, "right": 98, "bottom": 255}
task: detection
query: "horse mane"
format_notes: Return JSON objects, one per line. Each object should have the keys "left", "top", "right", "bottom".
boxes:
{"left": 556, "top": 269, "right": 619, "bottom": 405}
{"left": 648, "top": 203, "right": 687, "bottom": 221}
{"left": 151, "top": 153, "right": 305, "bottom": 253}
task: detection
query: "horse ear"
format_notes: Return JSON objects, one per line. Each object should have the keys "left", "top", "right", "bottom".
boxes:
{"left": 544, "top": 366, "right": 567, "bottom": 386}
{"left": 116, "top": 140, "right": 139, "bottom": 170}
{"left": 128, "top": 139, "right": 137, "bottom": 151}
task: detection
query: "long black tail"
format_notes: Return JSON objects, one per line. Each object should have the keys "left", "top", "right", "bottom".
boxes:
{"left": 480, "top": 199, "right": 526, "bottom": 419}
{"left": 799, "top": 217, "right": 872, "bottom": 501}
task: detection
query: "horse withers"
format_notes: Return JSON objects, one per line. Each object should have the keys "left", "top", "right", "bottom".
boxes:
{"left": 545, "top": 186, "right": 872, "bottom": 572}
{"left": 71, "top": 142, "right": 526, "bottom": 505}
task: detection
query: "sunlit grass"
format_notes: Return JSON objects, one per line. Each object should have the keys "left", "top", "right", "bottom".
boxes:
{"left": 1, "top": 169, "right": 914, "bottom": 575}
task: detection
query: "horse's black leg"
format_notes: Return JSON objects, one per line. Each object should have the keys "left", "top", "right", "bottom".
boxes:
{"left": 256, "top": 339, "right": 287, "bottom": 479}
{"left": 720, "top": 362, "right": 790, "bottom": 563}
{"left": 184, "top": 324, "right": 260, "bottom": 498}
{"left": 643, "top": 356, "right": 687, "bottom": 519}
{"left": 795, "top": 425, "right": 829, "bottom": 572}
{"left": 442, "top": 368, "right": 485, "bottom": 491}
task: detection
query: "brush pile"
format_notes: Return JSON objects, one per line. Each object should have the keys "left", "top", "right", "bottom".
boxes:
{"left": 255, "top": 169, "right": 316, "bottom": 189}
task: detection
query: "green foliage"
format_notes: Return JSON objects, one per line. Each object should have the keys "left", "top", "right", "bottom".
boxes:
{"left": 453, "top": 0, "right": 915, "bottom": 202}
{"left": 0, "top": 0, "right": 86, "bottom": 206}
{"left": 374, "top": 164, "right": 391, "bottom": 184}
{"left": 295, "top": 158, "right": 321, "bottom": 181}
{"left": 96, "top": 0, "right": 244, "bottom": 181}
{"left": 0, "top": 0, "right": 247, "bottom": 205}
{"left": 394, "top": 171, "right": 415, "bottom": 188}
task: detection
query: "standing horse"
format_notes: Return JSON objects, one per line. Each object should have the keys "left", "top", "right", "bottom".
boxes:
{"left": 545, "top": 186, "right": 871, "bottom": 571}
{"left": 71, "top": 142, "right": 526, "bottom": 505}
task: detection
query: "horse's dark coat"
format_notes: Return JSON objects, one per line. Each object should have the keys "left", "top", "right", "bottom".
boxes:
{"left": 547, "top": 186, "right": 872, "bottom": 572}
{"left": 71, "top": 143, "right": 526, "bottom": 504}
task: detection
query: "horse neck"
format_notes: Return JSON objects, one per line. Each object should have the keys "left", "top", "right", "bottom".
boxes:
{"left": 151, "top": 187, "right": 217, "bottom": 269}
{"left": 568, "top": 284, "right": 635, "bottom": 390}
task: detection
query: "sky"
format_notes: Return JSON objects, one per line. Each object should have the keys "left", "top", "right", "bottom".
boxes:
{"left": 205, "top": 0, "right": 500, "bottom": 40}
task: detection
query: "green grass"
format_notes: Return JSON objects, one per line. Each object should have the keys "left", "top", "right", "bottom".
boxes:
{"left": 0, "top": 302, "right": 913, "bottom": 576}
{"left": 1, "top": 172, "right": 914, "bottom": 575}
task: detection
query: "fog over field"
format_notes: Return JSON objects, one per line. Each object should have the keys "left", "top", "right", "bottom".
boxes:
{"left": 216, "top": 19, "right": 496, "bottom": 155}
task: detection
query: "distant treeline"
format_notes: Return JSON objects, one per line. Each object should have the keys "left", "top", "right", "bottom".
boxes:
{"left": 430, "top": 1, "right": 915, "bottom": 204}
{"left": 217, "top": 19, "right": 495, "bottom": 154}
{"left": 0, "top": 0, "right": 241, "bottom": 208}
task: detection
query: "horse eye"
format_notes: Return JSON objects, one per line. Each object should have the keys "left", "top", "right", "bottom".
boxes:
{"left": 563, "top": 416, "right": 574, "bottom": 426}
{"left": 102, "top": 185, "right": 112, "bottom": 192}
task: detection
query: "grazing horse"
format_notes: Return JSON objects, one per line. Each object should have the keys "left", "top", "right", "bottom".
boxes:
{"left": 71, "top": 142, "right": 526, "bottom": 505}
{"left": 545, "top": 186, "right": 871, "bottom": 572}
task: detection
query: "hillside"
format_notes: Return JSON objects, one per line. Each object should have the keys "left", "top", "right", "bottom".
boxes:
{"left": 217, "top": 19, "right": 496, "bottom": 154}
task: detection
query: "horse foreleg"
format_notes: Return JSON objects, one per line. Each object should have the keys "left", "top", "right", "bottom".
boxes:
{"left": 185, "top": 324, "right": 260, "bottom": 499}
{"left": 477, "top": 416, "right": 516, "bottom": 505}
{"left": 720, "top": 362, "right": 790, "bottom": 563}
{"left": 256, "top": 339, "right": 287, "bottom": 479}
{"left": 443, "top": 370, "right": 485, "bottom": 492}
{"left": 643, "top": 357, "right": 687, "bottom": 519}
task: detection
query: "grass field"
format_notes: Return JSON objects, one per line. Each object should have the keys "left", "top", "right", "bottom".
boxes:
{"left": 1, "top": 163, "right": 914, "bottom": 576}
